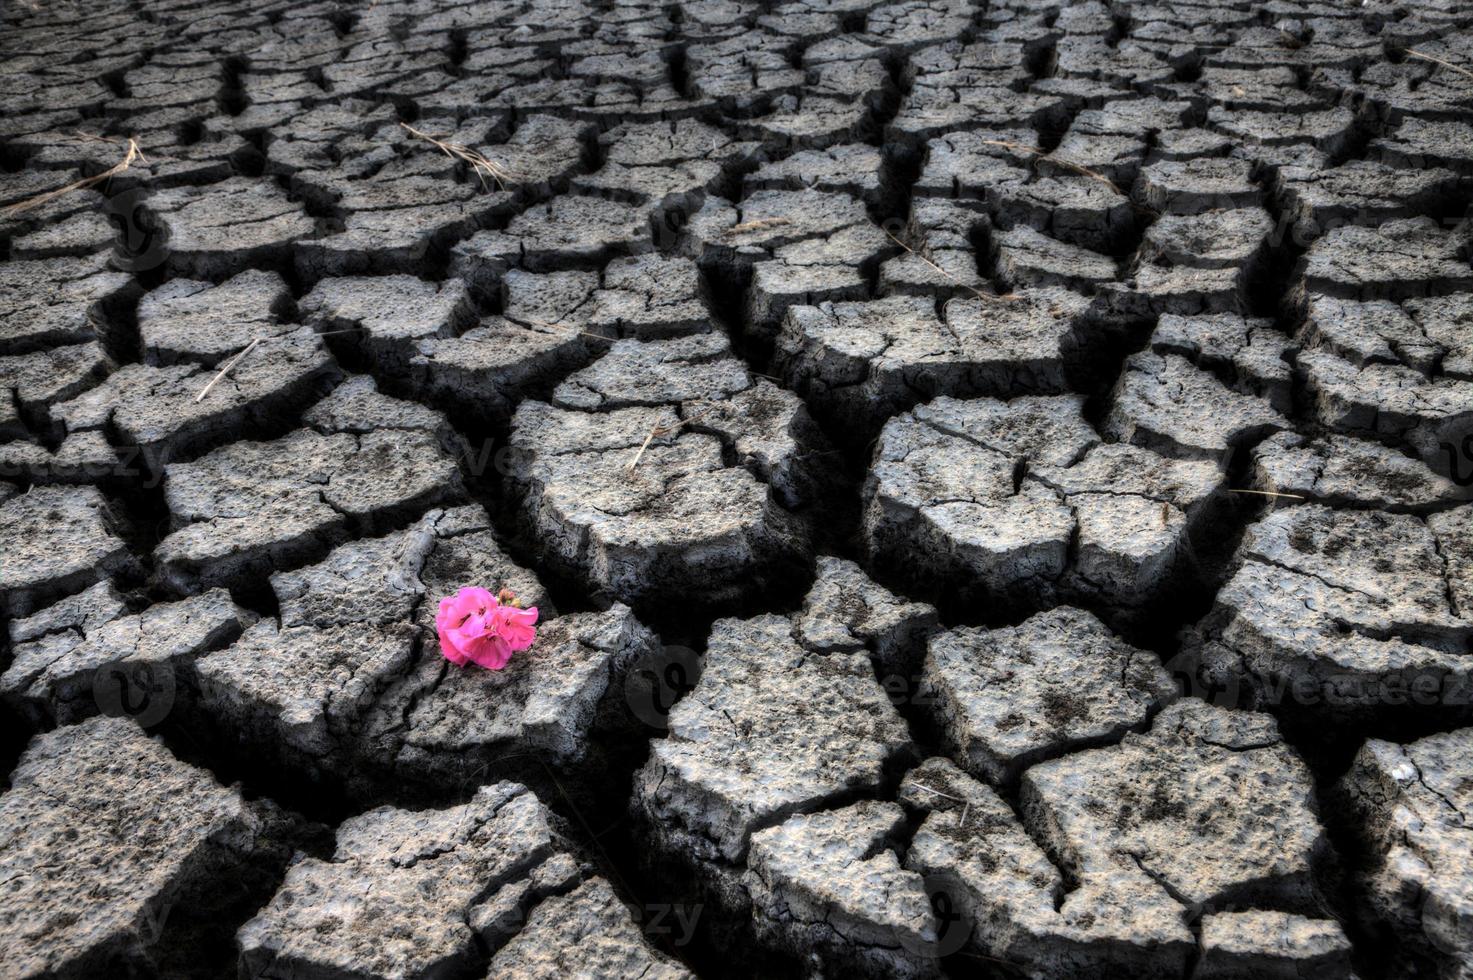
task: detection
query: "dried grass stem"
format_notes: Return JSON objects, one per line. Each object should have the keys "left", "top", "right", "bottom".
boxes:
{"left": 2, "top": 137, "right": 143, "bottom": 219}
{"left": 400, "top": 122, "right": 515, "bottom": 190}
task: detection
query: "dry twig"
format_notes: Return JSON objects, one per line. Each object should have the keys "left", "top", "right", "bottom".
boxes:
{"left": 625, "top": 407, "right": 713, "bottom": 475}
{"left": 400, "top": 122, "right": 515, "bottom": 190}
{"left": 194, "top": 327, "right": 363, "bottom": 402}
{"left": 1405, "top": 49, "right": 1473, "bottom": 82}
{"left": 1227, "top": 488, "right": 1306, "bottom": 500}
{"left": 976, "top": 138, "right": 1125, "bottom": 195}
{"left": 725, "top": 216, "right": 791, "bottom": 237}
{"left": 195, "top": 337, "right": 262, "bottom": 403}
{"left": 883, "top": 229, "right": 1013, "bottom": 336}
{"left": 1, "top": 137, "right": 143, "bottom": 219}
{"left": 906, "top": 783, "right": 967, "bottom": 804}
{"left": 518, "top": 317, "right": 617, "bottom": 344}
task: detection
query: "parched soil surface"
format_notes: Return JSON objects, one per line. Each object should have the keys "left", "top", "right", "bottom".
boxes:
{"left": 2, "top": 0, "right": 1473, "bottom": 978}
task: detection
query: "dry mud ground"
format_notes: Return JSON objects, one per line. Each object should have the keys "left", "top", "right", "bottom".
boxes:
{"left": 2, "top": 0, "right": 1473, "bottom": 977}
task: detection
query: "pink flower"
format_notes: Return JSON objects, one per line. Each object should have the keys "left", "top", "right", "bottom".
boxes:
{"left": 435, "top": 586, "right": 539, "bottom": 670}
{"left": 490, "top": 603, "right": 539, "bottom": 653}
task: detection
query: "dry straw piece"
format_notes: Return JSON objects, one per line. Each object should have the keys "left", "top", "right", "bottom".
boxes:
{"left": 725, "top": 216, "right": 792, "bottom": 237}
{"left": 625, "top": 407, "right": 712, "bottom": 475}
{"left": 975, "top": 138, "right": 1125, "bottom": 195}
{"left": 400, "top": 122, "right": 515, "bottom": 190}
{"left": 195, "top": 327, "right": 365, "bottom": 402}
{"left": 517, "top": 317, "right": 616, "bottom": 344}
{"left": 1227, "top": 488, "right": 1307, "bottom": 500}
{"left": 1, "top": 137, "right": 144, "bottom": 219}
{"left": 195, "top": 338, "right": 263, "bottom": 403}
{"left": 882, "top": 228, "right": 1015, "bottom": 335}
{"left": 1405, "top": 48, "right": 1473, "bottom": 81}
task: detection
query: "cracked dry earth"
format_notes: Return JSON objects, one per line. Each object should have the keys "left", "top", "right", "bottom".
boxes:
{"left": 3, "top": 1, "right": 1473, "bottom": 980}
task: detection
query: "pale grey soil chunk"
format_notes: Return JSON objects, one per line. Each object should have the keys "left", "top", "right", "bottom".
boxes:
{"left": 1134, "top": 158, "right": 1260, "bottom": 215}
{"left": 0, "top": 717, "right": 298, "bottom": 980}
{"left": 589, "top": 255, "right": 710, "bottom": 337}
{"left": 1273, "top": 160, "right": 1465, "bottom": 238}
{"left": 924, "top": 607, "right": 1178, "bottom": 784}
{"left": 1140, "top": 208, "right": 1273, "bottom": 271}
{"left": 877, "top": 198, "right": 989, "bottom": 297}
{"left": 195, "top": 501, "right": 658, "bottom": 789}
{"left": 2, "top": 589, "right": 251, "bottom": 727}
{"left": 864, "top": 395, "right": 1222, "bottom": 609}
{"left": 634, "top": 612, "right": 913, "bottom": 863}
{"left": 0, "top": 427, "right": 120, "bottom": 484}
{"left": 744, "top": 801, "right": 939, "bottom": 979}
{"left": 301, "top": 272, "right": 592, "bottom": 424}
{"left": 1297, "top": 291, "right": 1473, "bottom": 473}
{"left": 744, "top": 144, "right": 884, "bottom": 206}
{"left": 1104, "top": 350, "right": 1287, "bottom": 459}
{"left": 452, "top": 194, "right": 653, "bottom": 281}
{"left": 1372, "top": 116, "right": 1473, "bottom": 175}
{"left": 989, "top": 224, "right": 1119, "bottom": 291}
{"left": 776, "top": 290, "right": 1094, "bottom": 438}
{"left": 0, "top": 341, "right": 112, "bottom": 438}
{"left": 1099, "top": 261, "right": 1248, "bottom": 320}
{"left": 1429, "top": 507, "right": 1473, "bottom": 618}
{"left": 1301, "top": 292, "right": 1473, "bottom": 382}
{"left": 0, "top": 253, "right": 132, "bottom": 355}
{"left": 898, "top": 735, "right": 1343, "bottom": 979}
{"left": 366, "top": 603, "right": 662, "bottom": 783}
{"left": 1184, "top": 504, "right": 1473, "bottom": 720}
{"left": 989, "top": 176, "right": 1136, "bottom": 253}
{"left": 1197, "top": 911, "right": 1354, "bottom": 980}
{"left": 267, "top": 504, "right": 551, "bottom": 633}
{"left": 680, "top": 188, "right": 889, "bottom": 335}
{"left": 795, "top": 555, "right": 937, "bottom": 679}
{"left": 1149, "top": 312, "right": 1294, "bottom": 411}
{"left": 6, "top": 578, "right": 126, "bottom": 647}
{"left": 1404, "top": 293, "right": 1473, "bottom": 382}
{"left": 0, "top": 484, "right": 136, "bottom": 617}
{"left": 890, "top": 74, "right": 1067, "bottom": 143}
{"left": 1207, "top": 106, "right": 1358, "bottom": 160}
{"left": 1339, "top": 728, "right": 1473, "bottom": 978}
{"left": 912, "top": 128, "right": 1037, "bottom": 200}
{"left": 155, "top": 377, "right": 463, "bottom": 592}
{"left": 1252, "top": 431, "right": 1468, "bottom": 512}
{"left": 901, "top": 756, "right": 1192, "bottom": 977}
{"left": 406, "top": 318, "right": 594, "bottom": 427}
{"left": 192, "top": 504, "right": 515, "bottom": 769}
{"left": 239, "top": 783, "right": 577, "bottom": 980}
{"left": 1021, "top": 699, "right": 1328, "bottom": 914}
{"left": 547, "top": 336, "right": 822, "bottom": 508}
{"left": 137, "top": 269, "right": 293, "bottom": 366}
{"left": 484, "top": 877, "right": 693, "bottom": 980}
{"left": 577, "top": 117, "right": 756, "bottom": 203}
{"left": 148, "top": 176, "right": 317, "bottom": 278}
{"left": 197, "top": 615, "right": 419, "bottom": 766}
{"left": 1298, "top": 218, "right": 1473, "bottom": 302}
{"left": 552, "top": 332, "right": 747, "bottom": 411}
{"left": 52, "top": 327, "right": 340, "bottom": 461}
{"left": 506, "top": 397, "right": 810, "bottom": 607}
{"left": 0, "top": 184, "right": 112, "bottom": 260}
{"left": 299, "top": 275, "right": 476, "bottom": 362}
{"left": 286, "top": 114, "right": 593, "bottom": 276}
{"left": 1296, "top": 345, "right": 1473, "bottom": 480}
